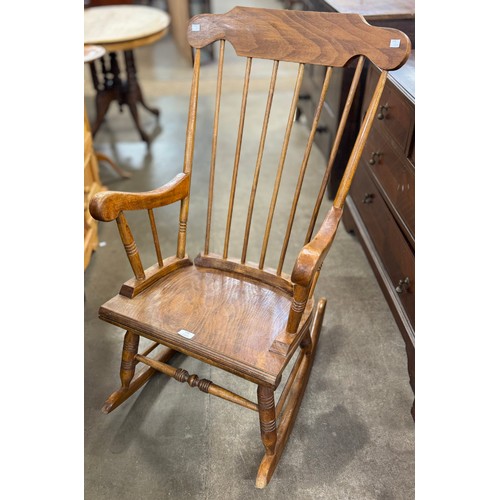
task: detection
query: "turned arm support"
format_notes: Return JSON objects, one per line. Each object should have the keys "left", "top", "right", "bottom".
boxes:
{"left": 286, "top": 206, "right": 343, "bottom": 333}
{"left": 89, "top": 172, "right": 190, "bottom": 222}
{"left": 291, "top": 206, "right": 343, "bottom": 287}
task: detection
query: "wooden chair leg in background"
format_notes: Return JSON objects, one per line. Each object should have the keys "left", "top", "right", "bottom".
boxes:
{"left": 256, "top": 298, "right": 327, "bottom": 488}
{"left": 95, "top": 152, "right": 132, "bottom": 179}
{"left": 102, "top": 331, "right": 177, "bottom": 414}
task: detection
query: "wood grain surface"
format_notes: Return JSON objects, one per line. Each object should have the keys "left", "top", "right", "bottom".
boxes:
{"left": 90, "top": 173, "right": 190, "bottom": 222}
{"left": 99, "top": 265, "right": 313, "bottom": 386}
{"left": 187, "top": 7, "right": 410, "bottom": 70}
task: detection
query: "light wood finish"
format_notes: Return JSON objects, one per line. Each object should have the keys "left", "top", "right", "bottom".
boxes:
{"left": 99, "top": 264, "right": 315, "bottom": 387}
{"left": 90, "top": 173, "right": 190, "bottom": 222}
{"left": 277, "top": 66, "right": 333, "bottom": 276}
{"left": 223, "top": 57, "right": 252, "bottom": 259}
{"left": 89, "top": 7, "right": 410, "bottom": 487}
{"left": 102, "top": 342, "right": 177, "bottom": 414}
{"left": 259, "top": 63, "right": 305, "bottom": 270}
{"left": 204, "top": 40, "right": 225, "bottom": 255}
{"left": 241, "top": 59, "right": 279, "bottom": 264}
{"left": 256, "top": 298, "right": 326, "bottom": 488}
{"left": 135, "top": 353, "right": 259, "bottom": 412}
{"left": 84, "top": 109, "right": 105, "bottom": 270}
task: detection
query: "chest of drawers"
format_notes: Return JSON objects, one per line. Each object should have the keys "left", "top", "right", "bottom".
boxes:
{"left": 343, "top": 53, "right": 415, "bottom": 413}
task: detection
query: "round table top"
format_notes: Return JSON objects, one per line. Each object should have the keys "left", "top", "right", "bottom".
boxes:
{"left": 84, "top": 5, "right": 170, "bottom": 46}
{"left": 84, "top": 44, "right": 106, "bottom": 63}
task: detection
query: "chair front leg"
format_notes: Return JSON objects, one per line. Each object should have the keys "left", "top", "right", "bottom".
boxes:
{"left": 257, "top": 386, "right": 277, "bottom": 456}
{"left": 120, "top": 330, "right": 140, "bottom": 389}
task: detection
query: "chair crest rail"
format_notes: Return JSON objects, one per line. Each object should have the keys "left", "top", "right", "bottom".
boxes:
{"left": 187, "top": 7, "right": 410, "bottom": 70}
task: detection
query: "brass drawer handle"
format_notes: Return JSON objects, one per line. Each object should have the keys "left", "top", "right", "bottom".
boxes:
{"left": 368, "top": 151, "right": 382, "bottom": 165}
{"left": 396, "top": 277, "right": 410, "bottom": 293}
{"left": 362, "top": 193, "right": 374, "bottom": 204}
{"left": 377, "top": 104, "right": 389, "bottom": 120}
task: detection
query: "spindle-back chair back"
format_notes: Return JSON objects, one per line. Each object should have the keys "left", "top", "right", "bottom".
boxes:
{"left": 90, "top": 6, "right": 410, "bottom": 488}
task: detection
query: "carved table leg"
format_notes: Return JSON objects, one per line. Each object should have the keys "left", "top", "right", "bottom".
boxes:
{"left": 90, "top": 55, "right": 121, "bottom": 137}
{"left": 124, "top": 50, "right": 157, "bottom": 145}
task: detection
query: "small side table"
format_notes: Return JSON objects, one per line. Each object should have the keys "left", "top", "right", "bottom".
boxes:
{"left": 84, "top": 5, "right": 171, "bottom": 145}
{"left": 84, "top": 44, "right": 131, "bottom": 179}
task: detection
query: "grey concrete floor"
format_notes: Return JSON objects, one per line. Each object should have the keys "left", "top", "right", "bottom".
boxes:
{"left": 84, "top": 1, "right": 415, "bottom": 498}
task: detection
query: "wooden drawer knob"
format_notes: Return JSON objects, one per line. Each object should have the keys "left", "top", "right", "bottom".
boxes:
{"left": 368, "top": 151, "right": 382, "bottom": 165}
{"left": 362, "top": 193, "right": 374, "bottom": 204}
{"left": 396, "top": 277, "right": 410, "bottom": 293}
{"left": 377, "top": 104, "right": 389, "bottom": 120}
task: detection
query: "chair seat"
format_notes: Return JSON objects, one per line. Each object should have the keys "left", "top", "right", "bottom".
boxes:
{"left": 99, "top": 264, "right": 314, "bottom": 386}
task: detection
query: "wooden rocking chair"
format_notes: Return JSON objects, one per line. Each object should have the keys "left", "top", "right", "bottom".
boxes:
{"left": 89, "top": 7, "right": 410, "bottom": 488}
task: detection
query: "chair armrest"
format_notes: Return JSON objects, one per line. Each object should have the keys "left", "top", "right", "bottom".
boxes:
{"left": 89, "top": 172, "right": 190, "bottom": 222}
{"left": 291, "top": 206, "right": 343, "bottom": 288}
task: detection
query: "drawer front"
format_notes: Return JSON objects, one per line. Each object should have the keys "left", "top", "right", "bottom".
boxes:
{"left": 408, "top": 132, "right": 415, "bottom": 166}
{"left": 350, "top": 165, "right": 415, "bottom": 327}
{"left": 363, "top": 126, "right": 415, "bottom": 239}
{"left": 299, "top": 94, "right": 337, "bottom": 160}
{"left": 363, "top": 66, "right": 414, "bottom": 153}
{"left": 302, "top": 64, "right": 342, "bottom": 119}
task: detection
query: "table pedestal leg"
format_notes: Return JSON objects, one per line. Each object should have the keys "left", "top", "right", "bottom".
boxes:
{"left": 88, "top": 51, "right": 160, "bottom": 145}
{"left": 123, "top": 50, "right": 158, "bottom": 145}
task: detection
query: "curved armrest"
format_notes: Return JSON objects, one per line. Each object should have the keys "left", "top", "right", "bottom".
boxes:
{"left": 291, "top": 206, "right": 343, "bottom": 287}
{"left": 90, "top": 172, "right": 191, "bottom": 222}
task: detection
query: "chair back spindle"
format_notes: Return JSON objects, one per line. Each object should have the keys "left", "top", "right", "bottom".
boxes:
{"left": 223, "top": 56, "right": 253, "bottom": 259}
{"left": 148, "top": 209, "right": 163, "bottom": 267}
{"left": 182, "top": 7, "right": 409, "bottom": 283}
{"left": 276, "top": 66, "right": 333, "bottom": 276}
{"left": 304, "top": 55, "right": 365, "bottom": 244}
{"left": 204, "top": 40, "right": 226, "bottom": 256}
{"left": 259, "top": 63, "right": 305, "bottom": 270}
{"left": 241, "top": 59, "right": 279, "bottom": 264}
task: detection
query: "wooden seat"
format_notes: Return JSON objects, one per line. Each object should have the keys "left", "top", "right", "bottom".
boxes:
{"left": 89, "top": 6, "right": 410, "bottom": 488}
{"left": 99, "top": 262, "right": 315, "bottom": 386}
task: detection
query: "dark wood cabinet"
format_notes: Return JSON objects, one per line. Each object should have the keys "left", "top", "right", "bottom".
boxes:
{"left": 343, "top": 53, "right": 415, "bottom": 416}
